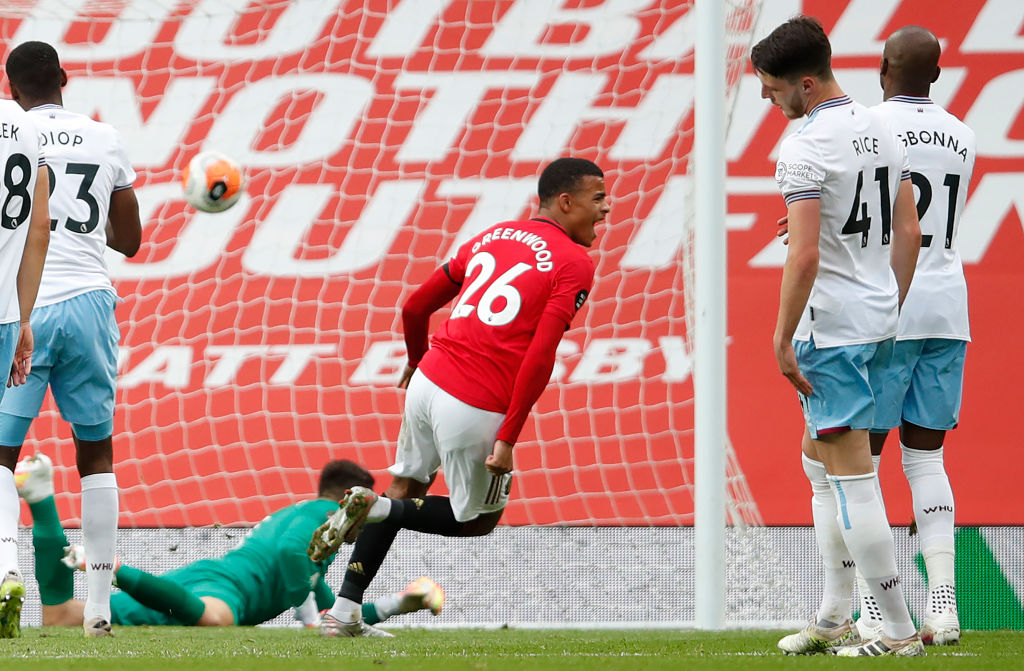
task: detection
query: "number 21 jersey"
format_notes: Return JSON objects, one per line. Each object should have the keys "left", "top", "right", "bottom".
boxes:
{"left": 418, "top": 217, "right": 594, "bottom": 413}
{"left": 873, "top": 96, "right": 975, "bottom": 341}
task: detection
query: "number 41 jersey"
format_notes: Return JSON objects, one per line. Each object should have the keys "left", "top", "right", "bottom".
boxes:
{"left": 775, "top": 96, "right": 909, "bottom": 348}
{"left": 418, "top": 217, "right": 595, "bottom": 414}
{"left": 873, "top": 96, "right": 975, "bottom": 342}
{"left": 28, "top": 104, "right": 136, "bottom": 307}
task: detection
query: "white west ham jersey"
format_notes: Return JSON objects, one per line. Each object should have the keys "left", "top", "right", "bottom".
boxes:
{"left": 873, "top": 96, "right": 974, "bottom": 341}
{"left": 0, "top": 99, "right": 44, "bottom": 325}
{"left": 29, "top": 104, "right": 136, "bottom": 307}
{"left": 775, "top": 96, "right": 909, "bottom": 348}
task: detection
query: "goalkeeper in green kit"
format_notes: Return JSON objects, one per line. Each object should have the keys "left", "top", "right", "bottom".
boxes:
{"left": 15, "top": 456, "right": 443, "bottom": 629}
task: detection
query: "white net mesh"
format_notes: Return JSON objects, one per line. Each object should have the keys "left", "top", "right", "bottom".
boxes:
{"left": 2, "top": 0, "right": 762, "bottom": 531}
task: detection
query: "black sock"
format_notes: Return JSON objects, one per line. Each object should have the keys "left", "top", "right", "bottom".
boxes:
{"left": 386, "top": 496, "right": 464, "bottom": 536}
{"left": 338, "top": 522, "right": 400, "bottom": 604}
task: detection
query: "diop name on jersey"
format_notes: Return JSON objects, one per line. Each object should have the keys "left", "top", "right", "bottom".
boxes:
{"left": 895, "top": 130, "right": 969, "bottom": 162}
{"left": 39, "top": 130, "right": 84, "bottom": 147}
{"left": 470, "top": 226, "right": 554, "bottom": 271}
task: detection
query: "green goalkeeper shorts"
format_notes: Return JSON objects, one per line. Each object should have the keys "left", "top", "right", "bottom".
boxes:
{"left": 110, "top": 560, "right": 246, "bottom": 626}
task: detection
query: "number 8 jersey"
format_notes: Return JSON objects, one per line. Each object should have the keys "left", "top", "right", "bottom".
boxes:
{"left": 418, "top": 217, "right": 595, "bottom": 413}
{"left": 775, "top": 96, "right": 910, "bottom": 348}
{"left": 28, "top": 104, "right": 136, "bottom": 307}
{"left": 0, "top": 99, "right": 44, "bottom": 325}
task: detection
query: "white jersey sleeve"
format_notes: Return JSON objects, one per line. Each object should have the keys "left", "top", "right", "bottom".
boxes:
{"left": 874, "top": 97, "right": 975, "bottom": 341}
{"left": 0, "top": 100, "right": 44, "bottom": 325}
{"left": 29, "top": 105, "right": 137, "bottom": 307}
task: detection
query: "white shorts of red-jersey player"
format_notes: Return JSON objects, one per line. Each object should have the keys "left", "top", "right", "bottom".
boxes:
{"left": 388, "top": 371, "right": 512, "bottom": 522}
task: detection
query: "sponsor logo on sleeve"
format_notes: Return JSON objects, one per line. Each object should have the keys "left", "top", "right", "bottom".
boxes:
{"left": 783, "top": 162, "right": 819, "bottom": 182}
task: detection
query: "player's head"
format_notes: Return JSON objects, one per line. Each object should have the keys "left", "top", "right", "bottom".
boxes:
{"left": 751, "top": 16, "right": 834, "bottom": 119}
{"left": 537, "top": 157, "right": 609, "bottom": 248}
{"left": 318, "top": 459, "right": 375, "bottom": 501}
{"left": 5, "top": 41, "right": 66, "bottom": 109}
{"left": 880, "top": 26, "right": 941, "bottom": 100}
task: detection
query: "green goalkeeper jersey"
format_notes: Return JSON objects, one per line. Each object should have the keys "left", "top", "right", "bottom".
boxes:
{"left": 158, "top": 498, "right": 339, "bottom": 625}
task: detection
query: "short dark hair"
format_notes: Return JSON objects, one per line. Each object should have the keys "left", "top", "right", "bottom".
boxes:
{"left": 318, "top": 459, "right": 375, "bottom": 499}
{"left": 538, "top": 158, "right": 603, "bottom": 206}
{"left": 5, "top": 41, "right": 63, "bottom": 100}
{"left": 750, "top": 16, "right": 832, "bottom": 81}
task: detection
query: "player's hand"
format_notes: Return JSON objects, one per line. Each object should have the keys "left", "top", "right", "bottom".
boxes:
{"left": 8, "top": 322, "right": 33, "bottom": 388}
{"left": 485, "top": 440, "right": 514, "bottom": 475}
{"left": 397, "top": 364, "right": 416, "bottom": 389}
{"left": 774, "top": 337, "right": 812, "bottom": 396}
{"left": 777, "top": 215, "right": 790, "bottom": 245}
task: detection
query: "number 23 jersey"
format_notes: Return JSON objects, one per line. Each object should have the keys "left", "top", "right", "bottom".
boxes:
{"left": 28, "top": 104, "right": 136, "bottom": 307}
{"left": 418, "top": 217, "right": 595, "bottom": 414}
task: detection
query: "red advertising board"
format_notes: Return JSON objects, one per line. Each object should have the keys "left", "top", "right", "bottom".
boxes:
{"left": 4, "top": 0, "right": 1022, "bottom": 527}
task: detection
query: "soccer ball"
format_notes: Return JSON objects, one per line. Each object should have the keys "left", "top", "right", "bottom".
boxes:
{"left": 182, "top": 151, "right": 244, "bottom": 213}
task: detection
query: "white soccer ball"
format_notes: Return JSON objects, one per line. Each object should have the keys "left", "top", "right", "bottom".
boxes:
{"left": 182, "top": 151, "right": 244, "bottom": 213}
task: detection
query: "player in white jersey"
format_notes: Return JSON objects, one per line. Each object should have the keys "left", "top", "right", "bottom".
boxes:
{"left": 855, "top": 26, "right": 975, "bottom": 647}
{"left": 0, "top": 87, "right": 50, "bottom": 640}
{"left": 752, "top": 17, "right": 925, "bottom": 657}
{"left": 0, "top": 41, "right": 141, "bottom": 639}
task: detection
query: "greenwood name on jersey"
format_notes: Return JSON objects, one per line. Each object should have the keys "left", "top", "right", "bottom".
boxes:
{"left": 28, "top": 104, "right": 136, "bottom": 307}
{"left": 418, "top": 217, "right": 594, "bottom": 413}
{"left": 0, "top": 99, "right": 44, "bottom": 324}
{"left": 873, "top": 96, "right": 975, "bottom": 342}
{"left": 775, "top": 96, "right": 909, "bottom": 348}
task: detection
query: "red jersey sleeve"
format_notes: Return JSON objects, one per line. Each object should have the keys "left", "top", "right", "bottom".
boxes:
{"left": 543, "top": 254, "right": 595, "bottom": 326}
{"left": 402, "top": 265, "right": 462, "bottom": 367}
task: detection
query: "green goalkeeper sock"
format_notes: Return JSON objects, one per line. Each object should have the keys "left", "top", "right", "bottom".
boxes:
{"left": 362, "top": 602, "right": 381, "bottom": 625}
{"left": 114, "top": 565, "right": 207, "bottom": 625}
{"left": 28, "top": 496, "right": 73, "bottom": 606}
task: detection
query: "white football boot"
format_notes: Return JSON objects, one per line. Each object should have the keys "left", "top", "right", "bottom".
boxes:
{"left": 320, "top": 610, "right": 394, "bottom": 638}
{"left": 308, "top": 487, "right": 379, "bottom": 562}
{"left": 835, "top": 634, "right": 925, "bottom": 657}
{"left": 778, "top": 618, "right": 860, "bottom": 654}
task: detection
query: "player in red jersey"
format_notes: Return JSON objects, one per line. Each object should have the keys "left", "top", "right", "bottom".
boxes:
{"left": 308, "top": 157, "right": 607, "bottom": 637}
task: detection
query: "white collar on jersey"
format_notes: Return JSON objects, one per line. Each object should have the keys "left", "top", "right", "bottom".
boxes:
{"left": 806, "top": 95, "right": 853, "bottom": 122}
{"left": 888, "top": 95, "right": 933, "bottom": 104}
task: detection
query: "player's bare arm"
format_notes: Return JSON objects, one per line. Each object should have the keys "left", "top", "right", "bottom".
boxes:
{"left": 774, "top": 198, "right": 819, "bottom": 396}
{"left": 10, "top": 168, "right": 51, "bottom": 387}
{"left": 889, "top": 177, "right": 921, "bottom": 308}
{"left": 105, "top": 187, "right": 142, "bottom": 257}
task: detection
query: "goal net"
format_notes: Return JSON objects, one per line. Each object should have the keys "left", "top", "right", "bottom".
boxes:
{"left": 2, "top": 0, "right": 786, "bottom": 626}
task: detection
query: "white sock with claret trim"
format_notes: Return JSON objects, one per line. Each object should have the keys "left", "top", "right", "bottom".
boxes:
{"left": 803, "top": 454, "right": 853, "bottom": 624}
{"left": 829, "top": 472, "right": 915, "bottom": 640}
{"left": 81, "top": 473, "right": 118, "bottom": 622}
{"left": 901, "top": 444, "right": 956, "bottom": 617}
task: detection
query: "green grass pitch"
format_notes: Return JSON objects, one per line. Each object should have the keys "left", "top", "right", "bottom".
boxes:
{"left": 0, "top": 628, "right": 1020, "bottom": 670}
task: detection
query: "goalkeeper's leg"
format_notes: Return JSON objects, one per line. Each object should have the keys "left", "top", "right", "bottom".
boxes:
{"left": 113, "top": 566, "right": 211, "bottom": 625}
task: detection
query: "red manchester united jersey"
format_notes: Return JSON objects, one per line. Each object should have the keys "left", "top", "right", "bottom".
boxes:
{"left": 418, "top": 217, "right": 594, "bottom": 413}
